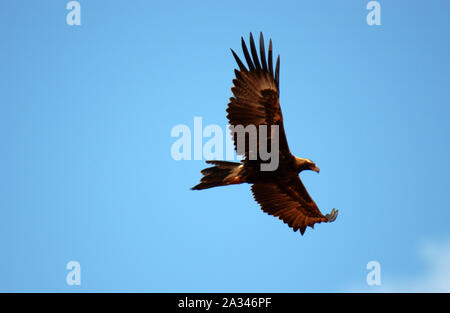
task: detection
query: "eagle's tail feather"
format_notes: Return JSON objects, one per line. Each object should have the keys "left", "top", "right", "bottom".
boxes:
{"left": 191, "top": 161, "right": 244, "bottom": 190}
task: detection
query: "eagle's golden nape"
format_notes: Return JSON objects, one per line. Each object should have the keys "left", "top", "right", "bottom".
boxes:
{"left": 192, "top": 32, "right": 338, "bottom": 235}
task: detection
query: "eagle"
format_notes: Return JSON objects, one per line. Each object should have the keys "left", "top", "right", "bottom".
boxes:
{"left": 192, "top": 33, "right": 338, "bottom": 235}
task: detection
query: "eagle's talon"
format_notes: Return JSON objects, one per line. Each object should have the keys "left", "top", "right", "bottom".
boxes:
{"left": 325, "top": 208, "right": 338, "bottom": 222}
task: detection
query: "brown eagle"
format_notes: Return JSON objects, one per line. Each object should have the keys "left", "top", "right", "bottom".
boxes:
{"left": 192, "top": 33, "right": 338, "bottom": 235}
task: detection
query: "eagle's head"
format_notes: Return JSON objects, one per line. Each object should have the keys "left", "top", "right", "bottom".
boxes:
{"left": 294, "top": 157, "right": 320, "bottom": 173}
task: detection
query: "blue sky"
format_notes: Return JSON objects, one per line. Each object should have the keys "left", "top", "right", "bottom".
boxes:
{"left": 0, "top": 0, "right": 449, "bottom": 292}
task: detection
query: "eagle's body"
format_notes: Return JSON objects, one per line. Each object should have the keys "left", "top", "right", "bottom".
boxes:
{"left": 192, "top": 33, "right": 338, "bottom": 235}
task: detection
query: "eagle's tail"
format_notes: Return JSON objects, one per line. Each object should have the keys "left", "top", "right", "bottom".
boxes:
{"left": 191, "top": 161, "right": 244, "bottom": 190}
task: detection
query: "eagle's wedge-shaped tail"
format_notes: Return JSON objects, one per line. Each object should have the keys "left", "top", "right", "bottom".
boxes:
{"left": 191, "top": 161, "right": 244, "bottom": 190}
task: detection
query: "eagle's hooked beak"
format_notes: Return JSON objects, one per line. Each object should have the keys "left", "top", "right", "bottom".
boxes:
{"left": 312, "top": 165, "right": 320, "bottom": 173}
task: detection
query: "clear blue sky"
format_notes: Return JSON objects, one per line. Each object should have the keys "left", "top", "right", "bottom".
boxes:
{"left": 1, "top": 0, "right": 449, "bottom": 292}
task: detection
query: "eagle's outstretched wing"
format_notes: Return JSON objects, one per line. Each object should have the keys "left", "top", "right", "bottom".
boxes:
{"left": 251, "top": 178, "right": 338, "bottom": 235}
{"left": 227, "top": 33, "right": 291, "bottom": 162}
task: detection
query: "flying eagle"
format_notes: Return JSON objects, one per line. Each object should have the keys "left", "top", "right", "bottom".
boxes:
{"left": 192, "top": 33, "right": 338, "bottom": 235}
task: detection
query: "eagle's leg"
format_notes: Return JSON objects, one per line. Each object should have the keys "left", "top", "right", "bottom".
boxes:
{"left": 325, "top": 208, "right": 338, "bottom": 222}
